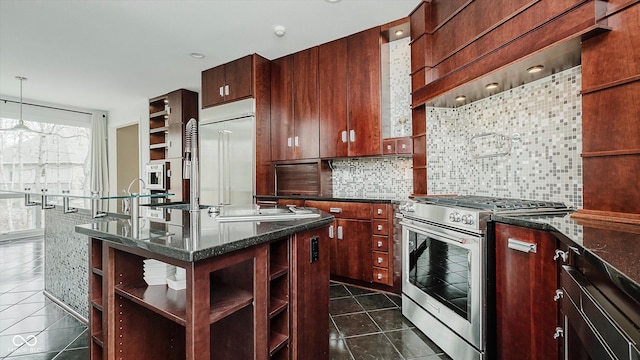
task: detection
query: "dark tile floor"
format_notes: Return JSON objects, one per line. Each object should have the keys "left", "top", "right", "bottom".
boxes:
{"left": 0, "top": 237, "right": 450, "bottom": 360}
{"left": 0, "top": 237, "right": 88, "bottom": 359}
{"left": 329, "top": 282, "right": 451, "bottom": 360}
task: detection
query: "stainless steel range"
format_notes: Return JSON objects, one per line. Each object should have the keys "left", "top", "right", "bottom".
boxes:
{"left": 399, "top": 195, "right": 571, "bottom": 360}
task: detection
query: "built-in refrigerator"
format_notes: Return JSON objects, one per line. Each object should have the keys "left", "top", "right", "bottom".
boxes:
{"left": 199, "top": 98, "right": 255, "bottom": 206}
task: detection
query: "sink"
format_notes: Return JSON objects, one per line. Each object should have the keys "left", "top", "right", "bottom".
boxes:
{"left": 215, "top": 205, "right": 319, "bottom": 222}
{"left": 143, "top": 202, "right": 209, "bottom": 210}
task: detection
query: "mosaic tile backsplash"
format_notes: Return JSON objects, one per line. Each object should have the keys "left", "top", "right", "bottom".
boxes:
{"left": 331, "top": 157, "right": 413, "bottom": 200}
{"left": 426, "top": 66, "right": 583, "bottom": 209}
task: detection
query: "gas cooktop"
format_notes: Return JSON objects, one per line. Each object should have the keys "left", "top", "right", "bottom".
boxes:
{"left": 413, "top": 195, "right": 571, "bottom": 213}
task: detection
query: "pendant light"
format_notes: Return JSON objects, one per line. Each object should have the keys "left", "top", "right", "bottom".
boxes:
{"left": 0, "top": 76, "right": 40, "bottom": 133}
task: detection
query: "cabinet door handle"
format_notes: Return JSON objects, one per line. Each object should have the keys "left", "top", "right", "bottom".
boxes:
{"left": 329, "top": 225, "right": 334, "bottom": 239}
{"left": 377, "top": 208, "right": 383, "bottom": 215}
{"left": 329, "top": 208, "right": 342, "bottom": 214}
{"left": 294, "top": 136, "right": 299, "bottom": 147}
{"left": 553, "top": 249, "right": 568, "bottom": 262}
{"left": 377, "top": 273, "right": 383, "bottom": 280}
{"left": 341, "top": 131, "right": 347, "bottom": 143}
{"left": 337, "top": 226, "right": 343, "bottom": 240}
{"left": 507, "top": 238, "right": 537, "bottom": 253}
{"left": 377, "top": 257, "right": 383, "bottom": 264}
{"left": 553, "top": 289, "right": 563, "bottom": 302}
{"left": 377, "top": 241, "right": 383, "bottom": 248}
{"left": 387, "top": 144, "right": 392, "bottom": 151}
{"left": 401, "top": 144, "right": 407, "bottom": 149}
{"left": 377, "top": 224, "right": 383, "bottom": 231}
{"left": 349, "top": 130, "right": 355, "bottom": 142}
{"left": 224, "top": 84, "right": 229, "bottom": 96}
{"left": 219, "top": 86, "right": 224, "bottom": 97}
{"left": 287, "top": 137, "right": 292, "bottom": 148}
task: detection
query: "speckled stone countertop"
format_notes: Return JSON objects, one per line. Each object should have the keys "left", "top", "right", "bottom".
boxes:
{"left": 492, "top": 213, "right": 640, "bottom": 303}
{"left": 75, "top": 206, "right": 333, "bottom": 262}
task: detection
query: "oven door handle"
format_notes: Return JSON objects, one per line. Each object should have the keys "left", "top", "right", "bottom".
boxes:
{"left": 401, "top": 221, "right": 474, "bottom": 245}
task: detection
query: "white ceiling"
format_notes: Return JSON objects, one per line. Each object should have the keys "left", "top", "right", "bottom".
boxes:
{"left": 0, "top": 0, "right": 420, "bottom": 115}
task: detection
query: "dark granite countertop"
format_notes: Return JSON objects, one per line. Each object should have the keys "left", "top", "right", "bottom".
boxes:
{"left": 76, "top": 206, "right": 334, "bottom": 262}
{"left": 255, "top": 195, "right": 398, "bottom": 204}
{"left": 492, "top": 213, "right": 640, "bottom": 303}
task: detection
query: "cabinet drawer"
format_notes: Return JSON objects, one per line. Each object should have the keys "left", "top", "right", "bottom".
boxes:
{"left": 396, "top": 138, "right": 412, "bottom": 154}
{"left": 372, "top": 236, "right": 389, "bottom": 251}
{"left": 372, "top": 220, "right": 389, "bottom": 236}
{"left": 383, "top": 139, "right": 396, "bottom": 154}
{"left": 305, "top": 201, "right": 371, "bottom": 220}
{"left": 372, "top": 267, "right": 390, "bottom": 285}
{"left": 372, "top": 251, "right": 389, "bottom": 268}
{"left": 372, "top": 204, "right": 388, "bottom": 219}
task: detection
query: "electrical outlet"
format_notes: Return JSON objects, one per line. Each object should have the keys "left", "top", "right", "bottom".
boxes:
{"left": 310, "top": 237, "right": 319, "bottom": 263}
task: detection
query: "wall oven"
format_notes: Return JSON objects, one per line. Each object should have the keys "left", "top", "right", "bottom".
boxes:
{"left": 400, "top": 195, "right": 571, "bottom": 360}
{"left": 145, "top": 162, "right": 167, "bottom": 191}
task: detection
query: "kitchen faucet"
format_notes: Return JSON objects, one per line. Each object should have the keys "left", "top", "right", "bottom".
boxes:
{"left": 184, "top": 118, "right": 200, "bottom": 212}
{"left": 122, "top": 178, "right": 146, "bottom": 214}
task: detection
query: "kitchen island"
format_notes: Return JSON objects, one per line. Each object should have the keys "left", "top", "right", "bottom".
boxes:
{"left": 76, "top": 205, "right": 333, "bottom": 360}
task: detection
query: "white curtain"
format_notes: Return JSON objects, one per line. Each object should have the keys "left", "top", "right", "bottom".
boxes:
{"left": 91, "top": 113, "right": 109, "bottom": 206}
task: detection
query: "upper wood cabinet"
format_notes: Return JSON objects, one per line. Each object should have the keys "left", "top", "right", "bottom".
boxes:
{"left": 319, "top": 38, "right": 349, "bottom": 158}
{"left": 318, "top": 27, "right": 382, "bottom": 158}
{"left": 202, "top": 55, "right": 253, "bottom": 108}
{"left": 270, "top": 47, "right": 320, "bottom": 161}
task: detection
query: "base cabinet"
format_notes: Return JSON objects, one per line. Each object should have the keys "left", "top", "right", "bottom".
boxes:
{"left": 88, "top": 226, "right": 329, "bottom": 360}
{"left": 494, "top": 223, "right": 562, "bottom": 360}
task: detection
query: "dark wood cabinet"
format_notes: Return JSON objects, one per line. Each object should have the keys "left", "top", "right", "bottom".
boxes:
{"left": 89, "top": 225, "right": 329, "bottom": 360}
{"left": 347, "top": 27, "right": 382, "bottom": 157}
{"left": 201, "top": 55, "right": 253, "bottom": 108}
{"left": 148, "top": 89, "right": 198, "bottom": 202}
{"left": 494, "top": 223, "right": 561, "bottom": 360}
{"left": 317, "top": 27, "right": 383, "bottom": 158}
{"left": 319, "top": 38, "right": 349, "bottom": 158}
{"left": 271, "top": 48, "right": 319, "bottom": 161}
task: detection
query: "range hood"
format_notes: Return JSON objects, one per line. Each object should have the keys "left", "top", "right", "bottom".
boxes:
{"left": 425, "top": 37, "right": 582, "bottom": 108}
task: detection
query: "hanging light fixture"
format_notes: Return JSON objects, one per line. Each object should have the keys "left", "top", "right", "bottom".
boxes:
{"left": 0, "top": 76, "right": 40, "bottom": 133}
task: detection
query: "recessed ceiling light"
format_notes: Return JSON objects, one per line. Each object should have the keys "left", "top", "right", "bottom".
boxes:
{"left": 527, "top": 65, "right": 544, "bottom": 73}
{"left": 395, "top": 29, "right": 404, "bottom": 37}
{"left": 325, "top": 0, "right": 341, "bottom": 3}
{"left": 485, "top": 82, "right": 499, "bottom": 90}
{"left": 455, "top": 95, "right": 466, "bottom": 102}
{"left": 190, "top": 52, "right": 205, "bottom": 59}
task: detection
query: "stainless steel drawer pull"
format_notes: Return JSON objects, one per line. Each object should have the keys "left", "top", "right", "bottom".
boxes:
{"left": 329, "top": 208, "right": 342, "bottom": 214}
{"left": 377, "top": 208, "right": 383, "bottom": 215}
{"left": 328, "top": 225, "right": 334, "bottom": 239}
{"left": 377, "top": 257, "right": 383, "bottom": 264}
{"left": 337, "top": 226, "right": 343, "bottom": 240}
{"left": 553, "top": 289, "right": 563, "bottom": 302}
{"left": 508, "top": 238, "right": 537, "bottom": 253}
{"left": 377, "top": 273, "right": 383, "bottom": 280}
{"left": 377, "top": 224, "right": 383, "bottom": 231}
{"left": 377, "top": 241, "right": 383, "bottom": 248}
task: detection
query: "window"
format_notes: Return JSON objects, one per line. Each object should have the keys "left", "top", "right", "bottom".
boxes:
{"left": 0, "top": 102, "right": 93, "bottom": 238}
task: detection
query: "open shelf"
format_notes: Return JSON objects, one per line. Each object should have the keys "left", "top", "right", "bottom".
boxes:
{"left": 269, "top": 332, "right": 288, "bottom": 356}
{"left": 115, "top": 283, "right": 187, "bottom": 326}
{"left": 149, "top": 126, "right": 169, "bottom": 133}
{"left": 270, "top": 265, "right": 288, "bottom": 280}
{"left": 209, "top": 287, "right": 253, "bottom": 324}
{"left": 91, "top": 298, "right": 103, "bottom": 311}
{"left": 150, "top": 109, "right": 168, "bottom": 119}
{"left": 149, "top": 143, "right": 168, "bottom": 150}
{"left": 114, "top": 282, "right": 254, "bottom": 326}
{"left": 92, "top": 332, "right": 104, "bottom": 347}
{"left": 269, "top": 298, "right": 287, "bottom": 318}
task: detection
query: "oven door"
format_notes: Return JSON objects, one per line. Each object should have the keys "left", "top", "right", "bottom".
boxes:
{"left": 401, "top": 218, "right": 484, "bottom": 351}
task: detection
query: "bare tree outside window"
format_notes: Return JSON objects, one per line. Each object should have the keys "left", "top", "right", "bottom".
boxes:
{"left": 0, "top": 117, "right": 91, "bottom": 233}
